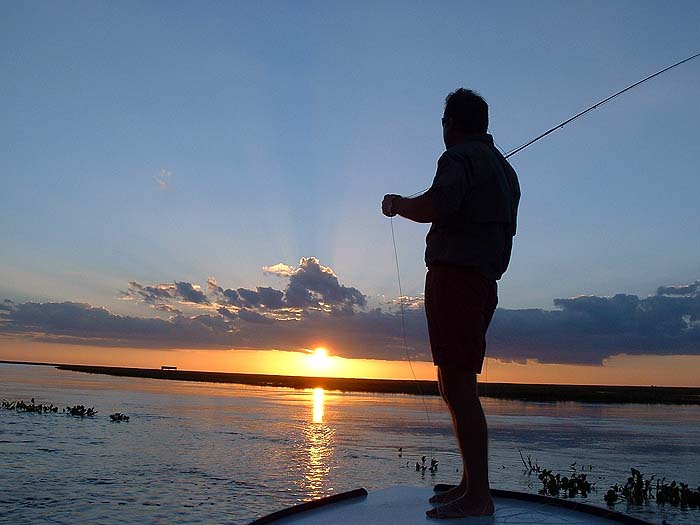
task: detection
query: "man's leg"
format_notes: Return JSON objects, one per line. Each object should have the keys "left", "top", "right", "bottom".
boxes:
{"left": 427, "top": 365, "right": 493, "bottom": 518}
{"left": 428, "top": 370, "right": 467, "bottom": 503}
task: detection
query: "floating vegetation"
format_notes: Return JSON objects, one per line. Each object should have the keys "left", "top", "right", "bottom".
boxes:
{"left": 538, "top": 468, "right": 593, "bottom": 498}
{"left": 518, "top": 453, "right": 700, "bottom": 512}
{"left": 2, "top": 398, "right": 135, "bottom": 423}
{"left": 605, "top": 468, "right": 654, "bottom": 505}
{"left": 65, "top": 405, "right": 97, "bottom": 417}
{"left": 2, "top": 398, "right": 59, "bottom": 413}
{"left": 518, "top": 451, "right": 595, "bottom": 498}
{"left": 415, "top": 456, "right": 438, "bottom": 475}
{"left": 605, "top": 469, "right": 700, "bottom": 509}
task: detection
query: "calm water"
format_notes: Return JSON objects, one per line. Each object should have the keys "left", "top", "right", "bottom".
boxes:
{"left": 1, "top": 364, "right": 699, "bottom": 525}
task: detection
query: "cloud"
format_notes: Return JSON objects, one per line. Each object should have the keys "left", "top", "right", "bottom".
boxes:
{"left": 175, "top": 282, "right": 208, "bottom": 304}
{"left": 153, "top": 304, "right": 182, "bottom": 314}
{"left": 238, "top": 308, "right": 275, "bottom": 324}
{"left": 3, "top": 263, "right": 699, "bottom": 366}
{"left": 283, "top": 257, "right": 366, "bottom": 310}
{"left": 235, "top": 286, "right": 285, "bottom": 309}
{"left": 217, "top": 307, "right": 236, "bottom": 320}
{"left": 0, "top": 299, "right": 13, "bottom": 312}
{"left": 488, "top": 285, "right": 700, "bottom": 364}
{"left": 0, "top": 301, "right": 237, "bottom": 348}
{"left": 154, "top": 168, "right": 171, "bottom": 189}
{"left": 127, "top": 282, "right": 175, "bottom": 302}
{"left": 657, "top": 281, "right": 700, "bottom": 297}
{"left": 262, "top": 263, "right": 295, "bottom": 278}
{"left": 127, "top": 258, "right": 365, "bottom": 316}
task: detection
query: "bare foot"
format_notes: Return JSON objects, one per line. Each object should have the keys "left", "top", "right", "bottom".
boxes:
{"left": 429, "top": 481, "right": 466, "bottom": 504}
{"left": 426, "top": 494, "right": 494, "bottom": 519}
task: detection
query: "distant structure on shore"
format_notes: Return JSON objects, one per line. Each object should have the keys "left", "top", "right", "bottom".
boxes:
{"left": 160, "top": 365, "right": 177, "bottom": 371}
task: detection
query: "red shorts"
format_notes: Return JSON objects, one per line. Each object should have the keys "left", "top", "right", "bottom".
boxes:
{"left": 424, "top": 263, "right": 497, "bottom": 373}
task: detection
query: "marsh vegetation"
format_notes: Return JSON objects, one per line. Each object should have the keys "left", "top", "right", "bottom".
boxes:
{"left": 520, "top": 451, "right": 700, "bottom": 509}
{"left": 2, "top": 398, "right": 124, "bottom": 420}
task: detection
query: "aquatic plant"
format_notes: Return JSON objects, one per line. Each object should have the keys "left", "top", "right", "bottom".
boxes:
{"left": 415, "top": 456, "right": 438, "bottom": 475}
{"left": 519, "top": 452, "right": 595, "bottom": 499}
{"left": 604, "top": 468, "right": 655, "bottom": 506}
{"left": 1, "top": 398, "right": 59, "bottom": 413}
{"left": 519, "top": 450, "right": 541, "bottom": 474}
{"left": 656, "top": 479, "right": 700, "bottom": 508}
{"left": 538, "top": 468, "right": 593, "bottom": 498}
{"left": 109, "top": 412, "right": 129, "bottom": 422}
{"left": 605, "top": 469, "right": 700, "bottom": 508}
{"left": 64, "top": 405, "right": 97, "bottom": 417}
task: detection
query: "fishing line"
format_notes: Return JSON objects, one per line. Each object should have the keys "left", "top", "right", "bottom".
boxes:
{"left": 390, "top": 216, "right": 435, "bottom": 462}
{"left": 389, "top": 50, "right": 699, "bottom": 465}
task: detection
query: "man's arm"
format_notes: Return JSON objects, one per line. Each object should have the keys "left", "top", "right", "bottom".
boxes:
{"left": 382, "top": 193, "right": 435, "bottom": 223}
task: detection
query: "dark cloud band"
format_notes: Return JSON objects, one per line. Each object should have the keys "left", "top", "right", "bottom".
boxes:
{"left": 2, "top": 265, "right": 699, "bottom": 365}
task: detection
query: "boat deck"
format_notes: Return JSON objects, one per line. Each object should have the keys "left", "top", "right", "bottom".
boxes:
{"left": 251, "top": 485, "right": 654, "bottom": 524}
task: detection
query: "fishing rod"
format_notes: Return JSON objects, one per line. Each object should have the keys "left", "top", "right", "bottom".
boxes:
{"left": 504, "top": 51, "right": 700, "bottom": 158}
{"left": 403, "top": 51, "right": 700, "bottom": 199}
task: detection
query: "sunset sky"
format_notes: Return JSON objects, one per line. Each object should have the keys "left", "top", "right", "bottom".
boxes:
{"left": 2, "top": 2, "right": 700, "bottom": 386}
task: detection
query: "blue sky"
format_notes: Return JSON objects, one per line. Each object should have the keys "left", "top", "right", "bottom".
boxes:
{"left": 2, "top": 2, "right": 700, "bottom": 374}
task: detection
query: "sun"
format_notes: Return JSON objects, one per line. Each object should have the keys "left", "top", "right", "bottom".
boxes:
{"left": 307, "top": 347, "right": 331, "bottom": 370}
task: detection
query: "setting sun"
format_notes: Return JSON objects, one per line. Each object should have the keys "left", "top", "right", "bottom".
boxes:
{"left": 306, "top": 347, "right": 331, "bottom": 371}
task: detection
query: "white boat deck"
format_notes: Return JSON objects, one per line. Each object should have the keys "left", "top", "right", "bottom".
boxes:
{"left": 259, "top": 485, "right": 648, "bottom": 524}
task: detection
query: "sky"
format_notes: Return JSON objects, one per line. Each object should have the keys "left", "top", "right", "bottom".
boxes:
{"left": 2, "top": 1, "right": 700, "bottom": 386}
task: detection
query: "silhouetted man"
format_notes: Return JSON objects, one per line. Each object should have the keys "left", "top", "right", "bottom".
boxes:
{"left": 382, "top": 88, "right": 520, "bottom": 519}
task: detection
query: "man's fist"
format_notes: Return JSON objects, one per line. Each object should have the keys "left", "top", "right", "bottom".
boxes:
{"left": 382, "top": 194, "right": 401, "bottom": 217}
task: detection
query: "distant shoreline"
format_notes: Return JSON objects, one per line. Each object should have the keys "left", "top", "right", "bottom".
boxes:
{"left": 3, "top": 360, "right": 699, "bottom": 404}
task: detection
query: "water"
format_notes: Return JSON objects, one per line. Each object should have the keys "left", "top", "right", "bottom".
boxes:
{"left": 1, "top": 363, "right": 698, "bottom": 525}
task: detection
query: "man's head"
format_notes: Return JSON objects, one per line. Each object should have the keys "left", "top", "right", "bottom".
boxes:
{"left": 442, "top": 88, "right": 488, "bottom": 147}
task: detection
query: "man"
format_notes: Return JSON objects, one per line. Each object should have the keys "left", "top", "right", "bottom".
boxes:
{"left": 381, "top": 88, "right": 520, "bottom": 519}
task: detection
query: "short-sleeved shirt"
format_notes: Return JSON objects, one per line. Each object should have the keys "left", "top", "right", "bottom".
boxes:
{"left": 425, "top": 134, "right": 521, "bottom": 281}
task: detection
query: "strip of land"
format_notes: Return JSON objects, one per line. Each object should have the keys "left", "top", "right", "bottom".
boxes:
{"left": 2, "top": 360, "right": 698, "bottom": 404}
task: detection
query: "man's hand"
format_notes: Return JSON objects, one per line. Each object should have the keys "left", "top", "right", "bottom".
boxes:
{"left": 382, "top": 192, "right": 435, "bottom": 223}
{"left": 382, "top": 194, "right": 401, "bottom": 217}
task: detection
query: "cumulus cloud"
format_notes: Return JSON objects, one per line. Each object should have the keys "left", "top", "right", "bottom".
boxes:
{"left": 175, "top": 282, "right": 208, "bottom": 304}
{"left": 3, "top": 263, "right": 699, "bottom": 365}
{"left": 262, "top": 263, "right": 295, "bottom": 278}
{"left": 126, "top": 257, "right": 365, "bottom": 317}
{"left": 283, "top": 257, "right": 366, "bottom": 310}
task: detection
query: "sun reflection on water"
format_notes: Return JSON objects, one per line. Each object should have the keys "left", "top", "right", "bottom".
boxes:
{"left": 312, "top": 387, "right": 324, "bottom": 423}
{"left": 301, "top": 388, "right": 335, "bottom": 500}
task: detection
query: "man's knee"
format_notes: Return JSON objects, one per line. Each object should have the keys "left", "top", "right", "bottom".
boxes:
{"left": 438, "top": 366, "right": 477, "bottom": 405}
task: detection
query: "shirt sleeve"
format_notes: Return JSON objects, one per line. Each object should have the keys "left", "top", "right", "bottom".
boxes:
{"left": 426, "top": 151, "right": 469, "bottom": 222}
